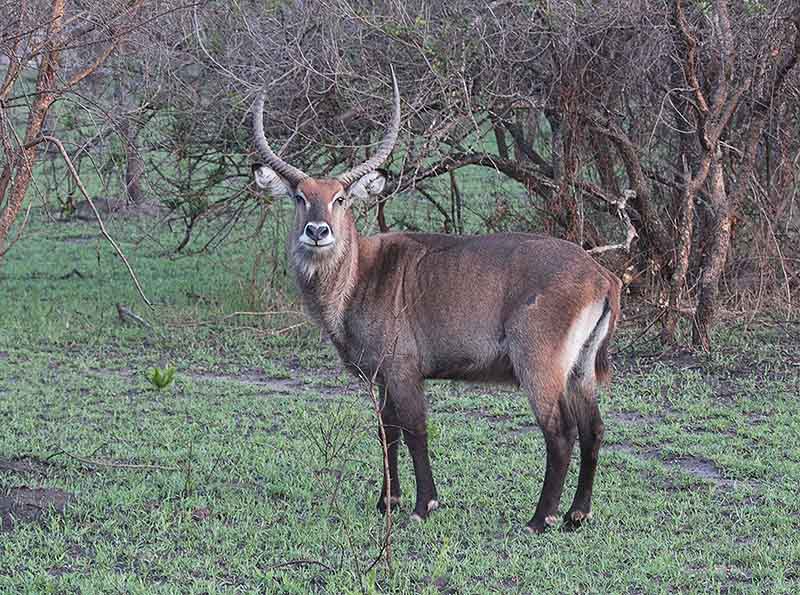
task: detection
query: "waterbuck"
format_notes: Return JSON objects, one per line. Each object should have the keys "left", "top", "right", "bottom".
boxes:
{"left": 251, "top": 73, "right": 622, "bottom": 533}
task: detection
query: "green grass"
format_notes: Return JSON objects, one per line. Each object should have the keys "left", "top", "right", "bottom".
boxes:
{"left": 1, "top": 213, "right": 799, "bottom": 594}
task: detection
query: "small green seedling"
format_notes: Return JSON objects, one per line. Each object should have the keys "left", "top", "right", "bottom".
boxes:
{"left": 147, "top": 366, "right": 176, "bottom": 390}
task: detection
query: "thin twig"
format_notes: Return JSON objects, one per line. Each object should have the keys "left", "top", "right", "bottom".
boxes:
{"left": 116, "top": 303, "right": 153, "bottom": 328}
{"left": 587, "top": 189, "right": 638, "bottom": 255}
{"left": 767, "top": 312, "right": 800, "bottom": 341}
{"left": 368, "top": 377, "right": 393, "bottom": 573}
{"left": 613, "top": 308, "right": 667, "bottom": 354}
{"left": 272, "top": 322, "right": 308, "bottom": 335}
{"left": 0, "top": 199, "right": 33, "bottom": 258}
{"left": 168, "top": 310, "right": 305, "bottom": 329}
{"left": 265, "top": 559, "right": 335, "bottom": 572}
{"left": 355, "top": 341, "right": 400, "bottom": 576}
{"left": 40, "top": 134, "right": 152, "bottom": 307}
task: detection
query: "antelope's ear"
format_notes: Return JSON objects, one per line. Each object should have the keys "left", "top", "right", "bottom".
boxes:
{"left": 252, "top": 163, "right": 292, "bottom": 197}
{"left": 348, "top": 169, "right": 387, "bottom": 201}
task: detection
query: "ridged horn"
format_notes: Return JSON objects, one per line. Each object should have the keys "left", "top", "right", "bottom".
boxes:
{"left": 252, "top": 91, "right": 308, "bottom": 187}
{"left": 337, "top": 68, "right": 401, "bottom": 188}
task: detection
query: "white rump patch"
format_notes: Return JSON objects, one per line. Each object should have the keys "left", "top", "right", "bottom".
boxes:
{"left": 560, "top": 299, "right": 609, "bottom": 388}
{"left": 581, "top": 311, "right": 610, "bottom": 387}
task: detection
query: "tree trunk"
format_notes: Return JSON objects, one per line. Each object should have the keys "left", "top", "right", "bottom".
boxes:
{"left": 545, "top": 109, "right": 580, "bottom": 241}
{"left": 0, "top": 0, "right": 65, "bottom": 256}
{"left": 114, "top": 75, "right": 145, "bottom": 204}
{"left": 493, "top": 122, "right": 508, "bottom": 160}
{"left": 693, "top": 154, "right": 731, "bottom": 349}
{"left": 449, "top": 170, "right": 463, "bottom": 234}
{"left": 377, "top": 198, "right": 390, "bottom": 232}
{"left": 123, "top": 119, "right": 144, "bottom": 203}
{"left": 661, "top": 156, "right": 697, "bottom": 344}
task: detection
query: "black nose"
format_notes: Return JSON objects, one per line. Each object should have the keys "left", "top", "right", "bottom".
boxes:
{"left": 305, "top": 223, "right": 330, "bottom": 242}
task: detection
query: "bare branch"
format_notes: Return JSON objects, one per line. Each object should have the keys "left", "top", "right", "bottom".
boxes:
{"left": 587, "top": 190, "right": 639, "bottom": 255}
{"left": 40, "top": 135, "right": 153, "bottom": 308}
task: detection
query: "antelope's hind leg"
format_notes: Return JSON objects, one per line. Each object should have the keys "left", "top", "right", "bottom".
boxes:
{"left": 563, "top": 387, "right": 604, "bottom": 530}
{"left": 526, "top": 397, "right": 577, "bottom": 533}
{"left": 509, "top": 336, "right": 576, "bottom": 533}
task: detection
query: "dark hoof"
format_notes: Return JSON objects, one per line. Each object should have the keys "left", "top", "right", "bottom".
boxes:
{"left": 410, "top": 499, "right": 439, "bottom": 522}
{"left": 376, "top": 495, "right": 401, "bottom": 515}
{"left": 526, "top": 515, "right": 559, "bottom": 534}
{"left": 562, "top": 509, "right": 593, "bottom": 531}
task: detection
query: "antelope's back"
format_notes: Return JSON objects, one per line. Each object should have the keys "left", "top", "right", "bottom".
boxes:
{"left": 365, "top": 232, "right": 617, "bottom": 381}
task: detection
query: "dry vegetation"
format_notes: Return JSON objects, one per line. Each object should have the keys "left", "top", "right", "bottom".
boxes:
{"left": 3, "top": 0, "right": 799, "bottom": 347}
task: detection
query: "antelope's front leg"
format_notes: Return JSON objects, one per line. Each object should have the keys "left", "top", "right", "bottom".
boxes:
{"left": 404, "top": 388, "right": 439, "bottom": 519}
{"left": 386, "top": 376, "right": 438, "bottom": 520}
{"left": 403, "top": 424, "right": 438, "bottom": 520}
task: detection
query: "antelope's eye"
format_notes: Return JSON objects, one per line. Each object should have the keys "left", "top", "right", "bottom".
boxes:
{"left": 336, "top": 196, "right": 346, "bottom": 206}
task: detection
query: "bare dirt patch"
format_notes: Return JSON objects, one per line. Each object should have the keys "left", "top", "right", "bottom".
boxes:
{"left": 87, "top": 367, "right": 135, "bottom": 380}
{"left": 452, "top": 406, "right": 662, "bottom": 438}
{"left": 607, "top": 411, "right": 662, "bottom": 425}
{"left": 61, "top": 234, "right": 99, "bottom": 245}
{"left": 86, "top": 364, "right": 362, "bottom": 399}
{"left": 614, "top": 346, "right": 697, "bottom": 374}
{"left": 188, "top": 371, "right": 306, "bottom": 393}
{"left": 190, "top": 366, "right": 364, "bottom": 399}
{"left": 0, "top": 456, "right": 55, "bottom": 477}
{"left": 0, "top": 486, "right": 73, "bottom": 532}
{"left": 669, "top": 457, "right": 734, "bottom": 486}
{"left": 461, "top": 410, "right": 516, "bottom": 423}
{"left": 605, "top": 444, "right": 736, "bottom": 488}
{"left": 605, "top": 443, "right": 638, "bottom": 455}
{"left": 508, "top": 423, "right": 538, "bottom": 437}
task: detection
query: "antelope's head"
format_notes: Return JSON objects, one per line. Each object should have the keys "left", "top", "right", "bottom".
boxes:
{"left": 252, "top": 72, "right": 400, "bottom": 278}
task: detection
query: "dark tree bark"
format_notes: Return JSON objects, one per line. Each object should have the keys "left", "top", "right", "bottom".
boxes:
{"left": 122, "top": 119, "right": 145, "bottom": 203}
{"left": 693, "top": 154, "right": 732, "bottom": 348}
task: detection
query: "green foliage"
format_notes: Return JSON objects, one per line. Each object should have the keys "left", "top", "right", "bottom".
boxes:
{"left": 146, "top": 366, "right": 176, "bottom": 390}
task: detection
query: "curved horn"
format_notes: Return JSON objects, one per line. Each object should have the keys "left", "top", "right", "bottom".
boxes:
{"left": 252, "top": 91, "right": 308, "bottom": 187}
{"left": 337, "top": 68, "right": 401, "bottom": 188}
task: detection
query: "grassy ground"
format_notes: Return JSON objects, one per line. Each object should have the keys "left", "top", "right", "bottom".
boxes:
{"left": 1, "top": 213, "right": 799, "bottom": 594}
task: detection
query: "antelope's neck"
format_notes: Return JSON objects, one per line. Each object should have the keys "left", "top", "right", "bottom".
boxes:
{"left": 297, "top": 233, "right": 360, "bottom": 341}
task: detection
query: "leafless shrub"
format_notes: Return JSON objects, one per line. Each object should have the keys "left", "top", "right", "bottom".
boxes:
{"left": 3, "top": 0, "right": 799, "bottom": 347}
{"left": 0, "top": 0, "right": 150, "bottom": 254}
